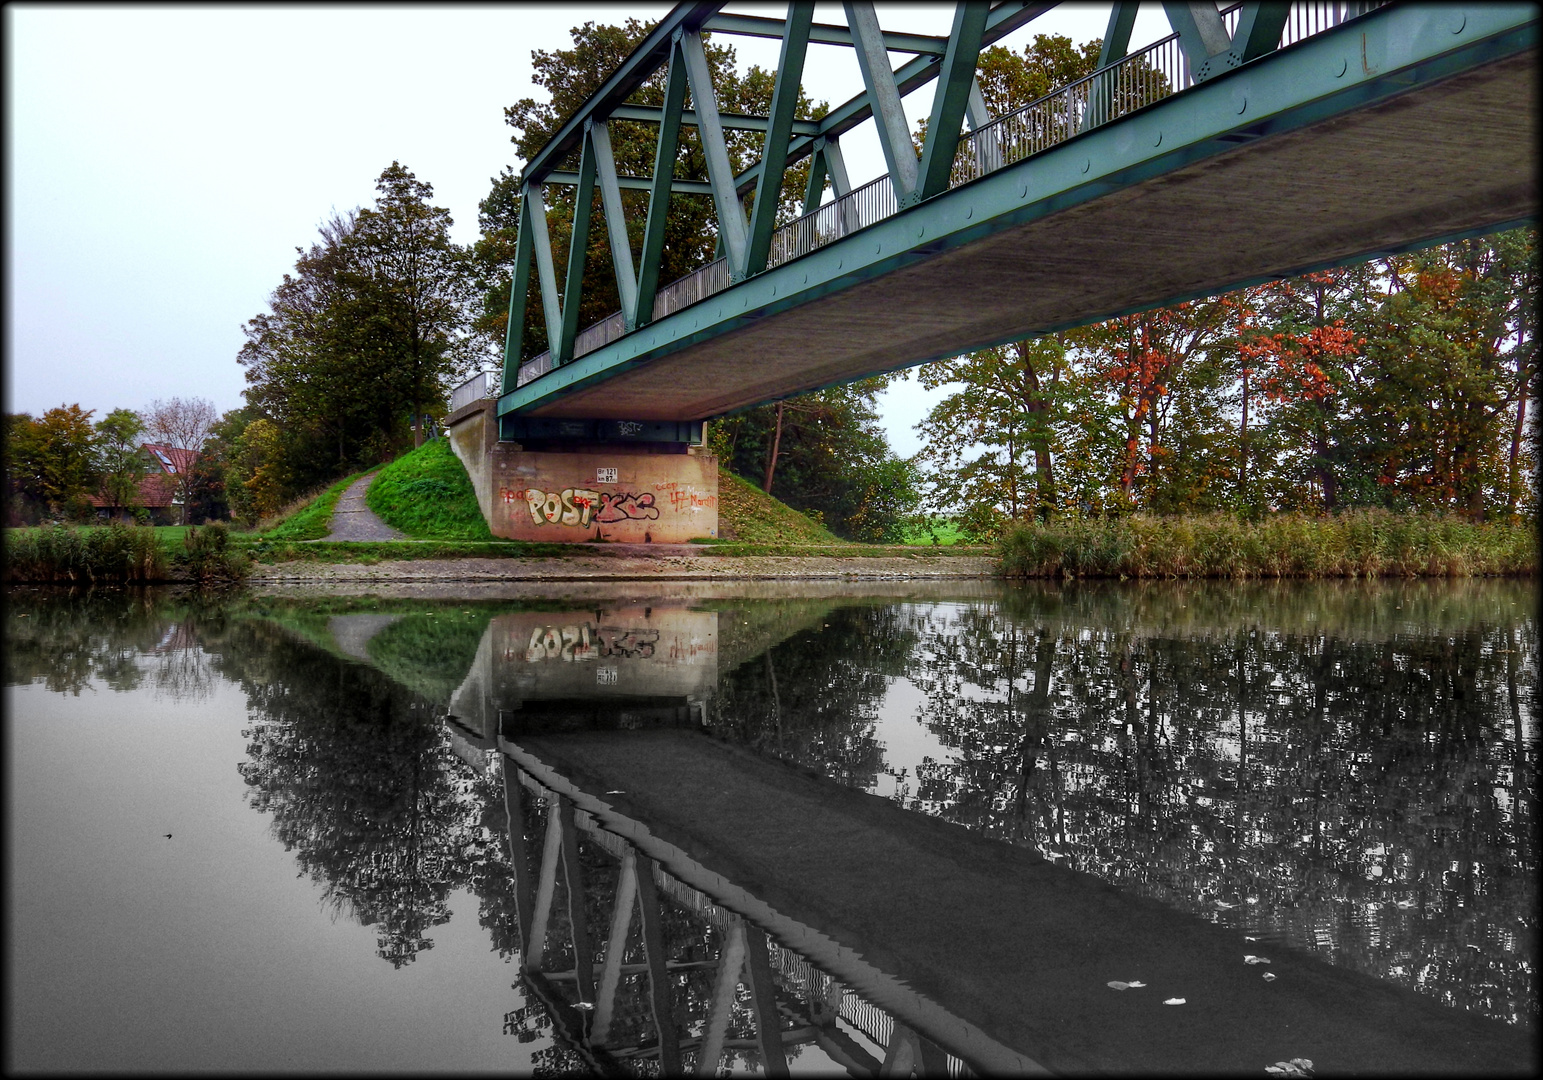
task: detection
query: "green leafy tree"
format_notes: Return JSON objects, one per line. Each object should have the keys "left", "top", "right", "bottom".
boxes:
{"left": 93, "top": 408, "right": 146, "bottom": 518}
{"left": 914, "top": 337, "right": 1075, "bottom": 539}
{"left": 712, "top": 379, "right": 916, "bottom": 542}
{"left": 241, "top": 165, "right": 478, "bottom": 496}
{"left": 343, "top": 163, "right": 480, "bottom": 448}
{"left": 5, "top": 405, "right": 99, "bottom": 520}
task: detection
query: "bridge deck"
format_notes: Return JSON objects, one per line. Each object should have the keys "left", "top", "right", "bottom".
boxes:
{"left": 506, "top": 728, "right": 1534, "bottom": 1075}
{"left": 511, "top": 33, "right": 1535, "bottom": 423}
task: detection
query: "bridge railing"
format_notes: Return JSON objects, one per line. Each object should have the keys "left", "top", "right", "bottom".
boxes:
{"left": 654, "top": 256, "right": 733, "bottom": 320}
{"left": 450, "top": 369, "right": 499, "bottom": 412}
{"left": 766, "top": 172, "right": 900, "bottom": 272}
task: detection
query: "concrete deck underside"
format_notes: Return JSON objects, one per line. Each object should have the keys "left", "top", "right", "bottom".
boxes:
{"left": 526, "top": 51, "right": 1536, "bottom": 422}
{"left": 513, "top": 729, "right": 1536, "bottom": 1075}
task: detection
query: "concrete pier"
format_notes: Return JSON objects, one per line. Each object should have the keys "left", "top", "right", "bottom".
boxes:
{"left": 446, "top": 398, "right": 718, "bottom": 543}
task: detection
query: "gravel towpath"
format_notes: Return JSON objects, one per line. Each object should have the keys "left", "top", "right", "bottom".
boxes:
{"left": 324, "top": 473, "right": 405, "bottom": 541}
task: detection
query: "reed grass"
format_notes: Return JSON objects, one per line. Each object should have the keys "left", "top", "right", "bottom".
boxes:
{"left": 3, "top": 521, "right": 168, "bottom": 583}
{"left": 999, "top": 510, "right": 1537, "bottom": 579}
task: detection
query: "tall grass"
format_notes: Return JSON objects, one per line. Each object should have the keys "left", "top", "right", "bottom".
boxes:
{"left": 3, "top": 522, "right": 167, "bottom": 582}
{"left": 999, "top": 510, "right": 1537, "bottom": 579}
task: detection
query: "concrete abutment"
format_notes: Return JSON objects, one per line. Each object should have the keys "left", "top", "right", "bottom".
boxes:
{"left": 446, "top": 399, "right": 718, "bottom": 543}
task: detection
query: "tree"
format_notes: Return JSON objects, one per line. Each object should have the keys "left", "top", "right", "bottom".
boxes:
{"left": 711, "top": 379, "right": 916, "bottom": 542}
{"left": 344, "top": 163, "right": 480, "bottom": 448}
{"left": 5, "top": 405, "right": 99, "bottom": 520}
{"left": 93, "top": 408, "right": 147, "bottom": 519}
{"left": 241, "top": 165, "right": 478, "bottom": 496}
{"left": 141, "top": 396, "right": 218, "bottom": 523}
{"left": 914, "top": 336, "right": 1075, "bottom": 538}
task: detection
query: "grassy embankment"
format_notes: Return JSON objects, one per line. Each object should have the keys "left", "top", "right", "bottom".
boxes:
{"left": 999, "top": 510, "right": 1537, "bottom": 578}
{"left": 241, "top": 438, "right": 988, "bottom": 563}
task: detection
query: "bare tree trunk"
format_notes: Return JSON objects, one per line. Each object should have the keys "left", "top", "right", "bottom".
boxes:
{"left": 1239, "top": 368, "right": 1250, "bottom": 502}
{"left": 1507, "top": 309, "right": 1529, "bottom": 520}
{"left": 763, "top": 402, "right": 784, "bottom": 494}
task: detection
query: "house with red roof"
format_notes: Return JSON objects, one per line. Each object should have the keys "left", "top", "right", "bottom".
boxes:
{"left": 90, "top": 443, "right": 198, "bottom": 524}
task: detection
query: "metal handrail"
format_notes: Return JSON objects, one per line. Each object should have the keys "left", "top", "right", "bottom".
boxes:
{"left": 450, "top": 370, "right": 499, "bottom": 411}
{"left": 766, "top": 172, "right": 898, "bottom": 271}
{"left": 653, "top": 256, "right": 732, "bottom": 320}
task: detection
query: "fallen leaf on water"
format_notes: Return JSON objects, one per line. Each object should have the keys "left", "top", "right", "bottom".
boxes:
{"left": 605, "top": 790, "right": 625, "bottom": 795}
{"left": 1215, "top": 900, "right": 1237, "bottom": 909}
{"left": 574, "top": 1002, "right": 595, "bottom": 1011}
{"left": 1107, "top": 980, "right": 1147, "bottom": 991}
{"left": 1127, "top": 981, "right": 1146, "bottom": 988}
{"left": 1163, "top": 998, "right": 1186, "bottom": 1005}
{"left": 1243, "top": 955, "right": 1271, "bottom": 965}
{"left": 1264, "top": 1058, "right": 1314, "bottom": 1077}
{"left": 1262, "top": 972, "right": 1277, "bottom": 982}
{"left": 1244, "top": 936, "right": 1258, "bottom": 942}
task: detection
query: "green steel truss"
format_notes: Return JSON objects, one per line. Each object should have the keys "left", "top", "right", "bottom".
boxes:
{"left": 498, "top": 1, "right": 1538, "bottom": 425}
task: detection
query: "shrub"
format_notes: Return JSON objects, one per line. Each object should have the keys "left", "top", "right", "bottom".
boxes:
{"left": 2, "top": 522, "right": 167, "bottom": 582}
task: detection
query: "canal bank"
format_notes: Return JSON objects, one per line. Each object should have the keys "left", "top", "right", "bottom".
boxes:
{"left": 248, "top": 551, "right": 1000, "bottom": 584}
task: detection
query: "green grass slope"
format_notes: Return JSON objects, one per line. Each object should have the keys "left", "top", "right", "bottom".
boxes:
{"left": 367, "top": 438, "right": 493, "bottom": 541}
{"left": 263, "top": 472, "right": 365, "bottom": 541}
{"left": 714, "top": 467, "right": 843, "bottom": 545}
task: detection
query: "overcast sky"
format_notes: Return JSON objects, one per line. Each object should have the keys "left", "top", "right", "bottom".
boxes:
{"left": 6, "top": 3, "right": 1175, "bottom": 458}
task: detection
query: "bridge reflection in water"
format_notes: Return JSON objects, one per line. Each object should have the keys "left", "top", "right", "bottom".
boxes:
{"left": 436, "top": 596, "right": 1533, "bottom": 1076}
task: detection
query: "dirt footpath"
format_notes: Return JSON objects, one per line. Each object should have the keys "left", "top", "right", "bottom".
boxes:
{"left": 248, "top": 552, "right": 998, "bottom": 584}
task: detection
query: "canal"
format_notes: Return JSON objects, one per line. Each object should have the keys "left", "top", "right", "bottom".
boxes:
{"left": 6, "top": 578, "right": 1536, "bottom": 1074}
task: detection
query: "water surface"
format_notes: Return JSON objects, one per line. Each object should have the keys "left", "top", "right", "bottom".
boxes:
{"left": 6, "top": 578, "right": 1535, "bottom": 1073}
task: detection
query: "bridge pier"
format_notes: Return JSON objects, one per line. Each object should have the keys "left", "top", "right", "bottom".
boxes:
{"left": 446, "top": 397, "right": 718, "bottom": 542}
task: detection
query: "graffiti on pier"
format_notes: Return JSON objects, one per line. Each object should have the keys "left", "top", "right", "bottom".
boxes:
{"left": 515, "top": 623, "right": 661, "bottom": 663}
{"left": 595, "top": 491, "right": 659, "bottom": 523}
{"left": 500, "top": 487, "right": 662, "bottom": 527}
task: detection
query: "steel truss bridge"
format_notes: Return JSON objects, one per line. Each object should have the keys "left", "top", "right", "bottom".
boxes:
{"left": 485, "top": 1, "right": 1536, "bottom": 441}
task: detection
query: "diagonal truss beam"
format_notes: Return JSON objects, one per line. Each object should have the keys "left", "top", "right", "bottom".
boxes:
{"left": 844, "top": 0, "right": 918, "bottom": 203}
{"left": 635, "top": 37, "right": 691, "bottom": 328}
{"left": 589, "top": 121, "right": 638, "bottom": 327}
{"left": 555, "top": 129, "right": 597, "bottom": 365}
{"left": 745, "top": 1, "right": 815, "bottom": 275}
{"left": 916, "top": 2, "right": 990, "bottom": 202}
{"left": 679, "top": 27, "right": 751, "bottom": 279}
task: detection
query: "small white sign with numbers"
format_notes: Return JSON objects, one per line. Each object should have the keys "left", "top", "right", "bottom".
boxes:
{"left": 596, "top": 467, "right": 618, "bottom": 484}
{"left": 596, "top": 666, "right": 618, "bottom": 685}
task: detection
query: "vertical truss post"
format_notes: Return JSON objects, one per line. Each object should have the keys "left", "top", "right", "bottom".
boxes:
{"left": 745, "top": 1, "right": 815, "bottom": 276}
{"left": 501, "top": 760, "right": 538, "bottom": 958}
{"left": 590, "top": 848, "right": 639, "bottom": 1045}
{"left": 633, "top": 854, "right": 682, "bottom": 1076}
{"left": 679, "top": 28, "right": 751, "bottom": 281}
{"left": 743, "top": 926, "right": 790, "bottom": 1077}
{"left": 526, "top": 793, "right": 564, "bottom": 969}
{"left": 636, "top": 39, "right": 690, "bottom": 327}
{"left": 1163, "top": 1, "right": 1234, "bottom": 73}
{"left": 523, "top": 183, "right": 564, "bottom": 364}
{"left": 916, "top": 2, "right": 989, "bottom": 201}
{"left": 589, "top": 121, "right": 639, "bottom": 328}
{"left": 556, "top": 796, "right": 594, "bottom": 1006}
{"left": 844, "top": 1, "right": 918, "bottom": 205}
{"left": 697, "top": 920, "right": 747, "bottom": 1076}
{"left": 555, "top": 129, "right": 597, "bottom": 365}
{"left": 1229, "top": 2, "right": 1291, "bottom": 63}
{"left": 500, "top": 197, "right": 536, "bottom": 394}
{"left": 1084, "top": 1, "right": 1139, "bottom": 131}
